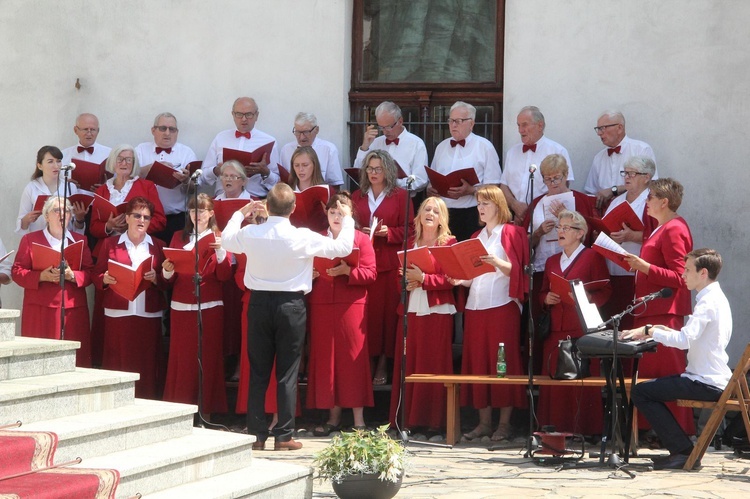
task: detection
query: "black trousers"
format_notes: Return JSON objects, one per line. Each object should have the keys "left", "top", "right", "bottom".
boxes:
{"left": 448, "top": 206, "right": 480, "bottom": 242}
{"left": 246, "top": 290, "right": 306, "bottom": 442}
{"left": 632, "top": 374, "right": 723, "bottom": 454}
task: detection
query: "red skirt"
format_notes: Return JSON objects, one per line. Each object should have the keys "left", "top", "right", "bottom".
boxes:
{"left": 633, "top": 313, "right": 694, "bottom": 434}
{"left": 21, "top": 304, "right": 91, "bottom": 368}
{"left": 365, "top": 269, "right": 400, "bottom": 358}
{"left": 307, "top": 302, "right": 373, "bottom": 409}
{"left": 102, "top": 315, "right": 161, "bottom": 399}
{"left": 163, "top": 306, "right": 228, "bottom": 414}
{"left": 221, "top": 279, "right": 244, "bottom": 356}
{"left": 537, "top": 330, "right": 604, "bottom": 435}
{"left": 390, "top": 312, "right": 453, "bottom": 429}
{"left": 461, "top": 303, "right": 527, "bottom": 409}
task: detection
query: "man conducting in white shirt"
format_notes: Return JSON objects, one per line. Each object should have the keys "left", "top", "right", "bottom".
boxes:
{"left": 222, "top": 183, "right": 355, "bottom": 451}
{"left": 623, "top": 248, "right": 733, "bottom": 470}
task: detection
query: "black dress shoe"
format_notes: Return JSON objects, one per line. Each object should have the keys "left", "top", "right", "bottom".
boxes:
{"left": 652, "top": 453, "right": 700, "bottom": 470}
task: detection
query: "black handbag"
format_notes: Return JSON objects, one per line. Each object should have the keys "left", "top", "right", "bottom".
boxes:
{"left": 536, "top": 311, "right": 551, "bottom": 341}
{"left": 549, "top": 336, "right": 590, "bottom": 380}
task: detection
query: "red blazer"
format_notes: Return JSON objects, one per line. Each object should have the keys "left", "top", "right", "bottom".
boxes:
{"left": 92, "top": 235, "right": 168, "bottom": 313}
{"left": 351, "top": 187, "right": 411, "bottom": 272}
{"left": 635, "top": 216, "right": 693, "bottom": 318}
{"left": 309, "top": 230, "right": 377, "bottom": 305}
{"left": 522, "top": 190, "right": 597, "bottom": 246}
{"left": 90, "top": 179, "right": 167, "bottom": 256}
{"left": 540, "top": 247, "right": 612, "bottom": 333}
{"left": 12, "top": 230, "right": 93, "bottom": 309}
{"left": 165, "top": 232, "right": 232, "bottom": 304}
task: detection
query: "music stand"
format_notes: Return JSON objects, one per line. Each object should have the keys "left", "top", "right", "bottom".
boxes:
{"left": 563, "top": 279, "right": 654, "bottom": 475}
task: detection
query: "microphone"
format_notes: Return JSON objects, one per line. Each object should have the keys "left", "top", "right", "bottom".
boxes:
{"left": 634, "top": 287, "right": 673, "bottom": 304}
{"left": 190, "top": 169, "right": 203, "bottom": 181}
{"left": 405, "top": 175, "right": 416, "bottom": 188}
{"left": 60, "top": 163, "right": 76, "bottom": 171}
{"left": 529, "top": 163, "right": 537, "bottom": 174}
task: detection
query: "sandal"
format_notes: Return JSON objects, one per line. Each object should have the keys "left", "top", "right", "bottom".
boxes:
{"left": 351, "top": 425, "right": 369, "bottom": 431}
{"left": 372, "top": 376, "right": 387, "bottom": 386}
{"left": 491, "top": 423, "right": 512, "bottom": 442}
{"left": 313, "top": 423, "right": 341, "bottom": 437}
{"left": 463, "top": 423, "right": 492, "bottom": 440}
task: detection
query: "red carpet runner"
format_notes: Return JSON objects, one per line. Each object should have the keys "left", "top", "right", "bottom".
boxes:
{"left": 0, "top": 429, "right": 119, "bottom": 499}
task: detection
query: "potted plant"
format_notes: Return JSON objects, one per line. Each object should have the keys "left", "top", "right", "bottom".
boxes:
{"left": 313, "top": 425, "right": 408, "bottom": 499}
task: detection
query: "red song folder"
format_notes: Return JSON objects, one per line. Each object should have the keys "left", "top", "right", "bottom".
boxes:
{"left": 289, "top": 185, "right": 330, "bottom": 229}
{"left": 592, "top": 232, "right": 631, "bottom": 272}
{"left": 145, "top": 161, "right": 184, "bottom": 189}
{"left": 31, "top": 240, "right": 84, "bottom": 271}
{"left": 162, "top": 234, "right": 216, "bottom": 274}
{"left": 424, "top": 167, "right": 480, "bottom": 197}
{"left": 585, "top": 202, "right": 644, "bottom": 235}
{"left": 92, "top": 194, "right": 129, "bottom": 221}
{"left": 70, "top": 159, "right": 109, "bottom": 191}
{"left": 33, "top": 193, "right": 94, "bottom": 212}
{"left": 550, "top": 272, "right": 609, "bottom": 305}
{"left": 397, "top": 246, "right": 436, "bottom": 274}
{"left": 222, "top": 142, "right": 275, "bottom": 166}
{"left": 428, "top": 238, "right": 494, "bottom": 280}
{"left": 313, "top": 249, "right": 360, "bottom": 280}
{"left": 213, "top": 198, "right": 255, "bottom": 231}
{"left": 107, "top": 257, "right": 153, "bottom": 301}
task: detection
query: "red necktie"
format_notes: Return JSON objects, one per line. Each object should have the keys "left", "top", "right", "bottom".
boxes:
{"left": 155, "top": 147, "right": 172, "bottom": 154}
{"left": 450, "top": 139, "right": 465, "bottom": 148}
{"left": 235, "top": 131, "right": 251, "bottom": 139}
{"left": 385, "top": 138, "right": 399, "bottom": 146}
{"left": 522, "top": 143, "right": 537, "bottom": 153}
{"left": 608, "top": 146, "right": 621, "bottom": 156}
{"left": 77, "top": 146, "right": 94, "bottom": 154}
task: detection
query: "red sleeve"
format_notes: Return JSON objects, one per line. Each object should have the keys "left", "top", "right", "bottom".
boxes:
{"left": 141, "top": 180, "right": 167, "bottom": 234}
{"left": 503, "top": 224, "right": 530, "bottom": 302}
{"left": 520, "top": 195, "right": 543, "bottom": 230}
{"left": 385, "top": 188, "right": 412, "bottom": 247}
{"left": 11, "top": 234, "right": 41, "bottom": 290}
{"left": 92, "top": 236, "right": 113, "bottom": 291}
{"left": 347, "top": 231, "right": 377, "bottom": 286}
{"left": 72, "top": 234, "right": 93, "bottom": 289}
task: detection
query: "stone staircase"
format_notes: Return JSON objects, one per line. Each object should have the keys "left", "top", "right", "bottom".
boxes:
{"left": 0, "top": 309, "right": 312, "bottom": 498}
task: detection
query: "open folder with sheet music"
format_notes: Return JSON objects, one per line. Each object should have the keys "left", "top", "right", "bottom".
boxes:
{"left": 571, "top": 278, "right": 657, "bottom": 357}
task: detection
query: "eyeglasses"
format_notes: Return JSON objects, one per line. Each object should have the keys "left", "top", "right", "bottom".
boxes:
{"left": 555, "top": 225, "right": 582, "bottom": 232}
{"left": 543, "top": 175, "right": 564, "bottom": 185}
{"left": 448, "top": 118, "right": 473, "bottom": 126}
{"left": 154, "top": 126, "right": 178, "bottom": 133}
{"left": 365, "top": 167, "right": 384, "bottom": 174}
{"left": 233, "top": 111, "right": 258, "bottom": 120}
{"left": 221, "top": 174, "right": 243, "bottom": 181}
{"left": 116, "top": 157, "right": 134, "bottom": 164}
{"left": 377, "top": 121, "right": 399, "bottom": 132}
{"left": 620, "top": 170, "right": 649, "bottom": 178}
{"left": 293, "top": 126, "right": 318, "bottom": 136}
{"left": 594, "top": 123, "right": 620, "bottom": 133}
{"left": 76, "top": 127, "right": 99, "bottom": 134}
{"left": 128, "top": 213, "right": 152, "bottom": 221}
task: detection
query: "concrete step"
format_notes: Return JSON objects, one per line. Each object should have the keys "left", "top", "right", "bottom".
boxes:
{"left": 0, "top": 309, "right": 19, "bottom": 342}
{"left": 146, "top": 458, "right": 313, "bottom": 499}
{"left": 76, "top": 427, "right": 256, "bottom": 498}
{"left": 0, "top": 336, "right": 78, "bottom": 381}
{"left": 0, "top": 368, "right": 138, "bottom": 424}
{"left": 16, "top": 398, "right": 196, "bottom": 462}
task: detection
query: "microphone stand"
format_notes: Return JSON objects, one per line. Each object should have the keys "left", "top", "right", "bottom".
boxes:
{"left": 189, "top": 176, "right": 207, "bottom": 428}
{"left": 522, "top": 165, "right": 536, "bottom": 458}
{"left": 58, "top": 167, "right": 74, "bottom": 342}
{"left": 396, "top": 177, "right": 451, "bottom": 450}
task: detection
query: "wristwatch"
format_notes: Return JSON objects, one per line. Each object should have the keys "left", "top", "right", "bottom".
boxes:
{"left": 644, "top": 324, "right": 653, "bottom": 337}
{"left": 611, "top": 186, "right": 619, "bottom": 196}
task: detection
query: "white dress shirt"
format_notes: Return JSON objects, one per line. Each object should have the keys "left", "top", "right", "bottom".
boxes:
{"left": 222, "top": 213, "right": 354, "bottom": 294}
{"left": 500, "top": 135, "right": 574, "bottom": 203}
{"left": 354, "top": 129, "right": 429, "bottom": 193}
{"left": 15, "top": 178, "right": 85, "bottom": 236}
{"left": 280, "top": 137, "right": 344, "bottom": 187}
{"left": 62, "top": 142, "right": 112, "bottom": 169}
{"left": 584, "top": 136, "right": 657, "bottom": 194}
{"left": 604, "top": 189, "right": 649, "bottom": 276}
{"left": 465, "top": 224, "right": 519, "bottom": 311}
{"left": 135, "top": 141, "right": 198, "bottom": 215}
{"left": 105, "top": 233, "right": 161, "bottom": 319}
{"left": 430, "top": 133, "right": 502, "bottom": 209}
{"left": 200, "top": 128, "right": 280, "bottom": 197}
{"left": 653, "top": 281, "right": 733, "bottom": 390}
{"left": 559, "top": 242, "right": 586, "bottom": 272}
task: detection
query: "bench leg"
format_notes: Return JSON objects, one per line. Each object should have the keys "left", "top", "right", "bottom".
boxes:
{"left": 445, "top": 383, "right": 460, "bottom": 446}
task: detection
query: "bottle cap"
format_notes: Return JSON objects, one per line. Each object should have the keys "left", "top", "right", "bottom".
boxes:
{"left": 498, "top": 342, "right": 504, "bottom": 346}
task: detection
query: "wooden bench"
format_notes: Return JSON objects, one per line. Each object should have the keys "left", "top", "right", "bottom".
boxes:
{"left": 405, "top": 374, "right": 644, "bottom": 446}
{"left": 676, "top": 343, "right": 750, "bottom": 470}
